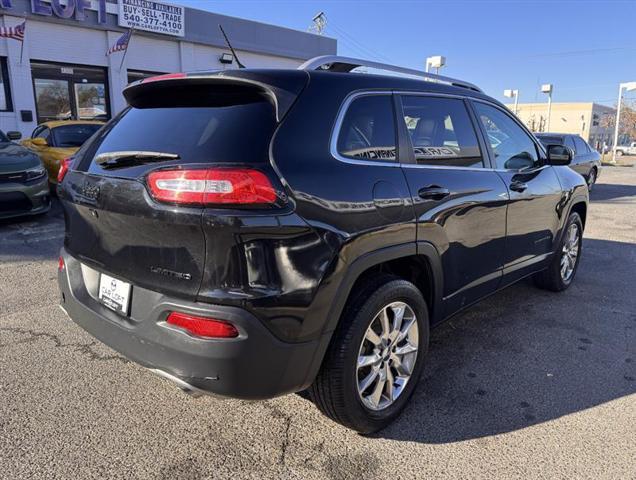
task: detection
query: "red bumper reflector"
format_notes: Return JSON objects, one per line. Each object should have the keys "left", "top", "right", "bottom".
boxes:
{"left": 58, "top": 256, "right": 65, "bottom": 271}
{"left": 166, "top": 312, "right": 238, "bottom": 339}
{"left": 147, "top": 168, "right": 277, "bottom": 206}
{"left": 57, "top": 157, "right": 72, "bottom": 183}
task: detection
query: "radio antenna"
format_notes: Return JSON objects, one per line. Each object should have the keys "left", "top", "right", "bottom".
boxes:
{"left": 219, "top": 24, "right": 246, "bottom": 69}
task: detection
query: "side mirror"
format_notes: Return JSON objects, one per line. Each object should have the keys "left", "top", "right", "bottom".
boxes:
{"left": 6, "top": 131, "right": 21, "bottom": 141}
{"left": 546, "top": 144, "right": 572, "bottom": 166}
{"left": 31, "top": 137, "right": 48, "bottom": 147}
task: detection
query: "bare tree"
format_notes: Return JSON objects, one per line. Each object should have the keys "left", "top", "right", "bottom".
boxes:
{"left": 601, "top": 100, "right": 636, "bottom": 143}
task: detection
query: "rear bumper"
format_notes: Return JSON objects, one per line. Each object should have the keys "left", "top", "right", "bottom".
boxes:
{"left": 0, "top": 177, "right": 50, "bottom": 219}
{"left": 58, "top": 249, "right": 328, "bottom": 399}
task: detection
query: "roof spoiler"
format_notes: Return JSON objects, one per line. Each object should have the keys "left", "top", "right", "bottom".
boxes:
{"left": 123, "top": 70, "right": 309, "bottom": 122}
{"left": 299, "top": 55, "right": 482, "bottom": 93}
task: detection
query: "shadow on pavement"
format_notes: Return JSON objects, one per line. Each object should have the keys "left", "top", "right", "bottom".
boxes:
{"left": 590, "top": 182, "right": 636, "bottom": 202}
{"left": 377, "top": 237, "right": 635, "bottom": 444}
{"left": 0, "top": 198, "right": 64, "bottom": 261}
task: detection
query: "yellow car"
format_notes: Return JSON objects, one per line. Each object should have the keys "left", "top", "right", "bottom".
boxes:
{"left": 22, "top": 120, "right": 103, "bottom": 185}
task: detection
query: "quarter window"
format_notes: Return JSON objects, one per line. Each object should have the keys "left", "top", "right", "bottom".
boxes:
{"left": 337, "top": 95, "right": 397, "bottom": 162}
{"left": 401, "top": 96, "right": 482, "bottom": 167}
{"left": 573, "top": 136, "right": 588, "bottom": 154}
{"left": 35, "top": 127, "right": 51, "bottom": 143}
{"left": 474, "top": 102, "right": 539, "bottom": 170}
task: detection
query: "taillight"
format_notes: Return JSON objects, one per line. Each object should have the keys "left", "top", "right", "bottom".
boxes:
{"left": 57, "top": 157, "right": 72, "bottom": 183}
{"left": 166, "top": 312, "right": 238, "bottom": 339}
{"left": 147, "top": 168, "right": 277, "bottom": 206}
{"left": 58, "top": 256, "right": 65, "bottom": 271}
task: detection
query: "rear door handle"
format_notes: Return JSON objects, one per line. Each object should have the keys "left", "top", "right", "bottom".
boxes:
{"left": 418, "top": 186, "right": 450, "bottom": 200}
{"left": 509, "top": 181, "right": 528, "bottom": 193}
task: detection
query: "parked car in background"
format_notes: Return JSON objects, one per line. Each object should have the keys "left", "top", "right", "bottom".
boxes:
{"left": 535, "top": 133, "right": 601, "bottom": 190}
{"left": 0, "top": 129, "right": 50, "bottom": 220}
{"left": 615, "top": 142, "right": 636, "bottom": 156}
{"left": 22, "top": 120, "right": 103, "bottom": 186}
{"left": 57, "top": 57, "right": 589, "bottom": 433}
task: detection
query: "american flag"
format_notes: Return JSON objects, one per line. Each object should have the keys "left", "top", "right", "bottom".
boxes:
{"left": 0, "top": 20, "right": 25, "bottom": 42}
{"left": 107, "top": 29, "right": 132, "bottom": 56}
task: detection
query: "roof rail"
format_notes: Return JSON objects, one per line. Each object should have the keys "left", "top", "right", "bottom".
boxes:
{"left": 298, "top": 55, "right": 482, "bottom": 93}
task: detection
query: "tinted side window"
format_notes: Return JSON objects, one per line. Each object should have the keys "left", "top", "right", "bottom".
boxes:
{"left": 473, "top": 102, "right": 538, "bottom": 170}
{"left": 573, "top": 136, "right": 588, "bottom": 154}
{"left": 565, "top": 136, "right": 576, "bottom": 151}
{"left": 400, "top": 96, "right": 482, "bottom": 167}
{"left": 337, "top": 95, "right": 396, "bottom": 162}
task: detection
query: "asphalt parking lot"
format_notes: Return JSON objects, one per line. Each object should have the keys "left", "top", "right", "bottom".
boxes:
{"left": 1, "top": 168, "right": 635, "bottom": 480}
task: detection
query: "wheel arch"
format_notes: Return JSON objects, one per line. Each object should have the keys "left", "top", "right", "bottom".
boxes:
{"left": 324, "top": 243, "right": 444, "bottom": 335}
{"left": 300, "top": 242, "right": 443, "bottom": 391}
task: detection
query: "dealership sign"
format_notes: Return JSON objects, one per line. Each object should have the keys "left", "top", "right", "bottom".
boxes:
{"left": 0, "top": 0, "right": 185, "bottom": 36}
{"left": 118, "top": 0, "right": 184, "bottom": 37}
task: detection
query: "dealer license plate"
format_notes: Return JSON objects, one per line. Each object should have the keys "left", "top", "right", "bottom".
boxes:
{"left": 98, "top": 273, "right": 131, "bottom": 315}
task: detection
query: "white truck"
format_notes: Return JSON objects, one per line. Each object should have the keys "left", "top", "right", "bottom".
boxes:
{"left": 615, "top": 142, "right": 636, "bottom": 156}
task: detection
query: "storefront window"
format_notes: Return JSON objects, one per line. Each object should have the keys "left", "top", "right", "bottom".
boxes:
{"left": 0, "top": 58, "right": 12, "bottom": 112}
{"left": 31, "top": 61, "right": 109, "bottom": 123}
{"left": 34, "top": 79, "right": 71, "bottom": 121}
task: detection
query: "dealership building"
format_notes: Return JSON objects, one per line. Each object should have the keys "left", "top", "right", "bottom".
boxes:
{"left": 0, "top": 0, "right": 336, "bottom": 137}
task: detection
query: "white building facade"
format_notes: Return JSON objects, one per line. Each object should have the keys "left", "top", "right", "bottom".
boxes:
{"left": 0, "top": 0, "right": 336, "bottom": 137}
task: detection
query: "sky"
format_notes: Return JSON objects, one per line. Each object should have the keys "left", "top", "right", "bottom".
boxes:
{"left": 172, "top": 0, "right": 636, "bottom": 107}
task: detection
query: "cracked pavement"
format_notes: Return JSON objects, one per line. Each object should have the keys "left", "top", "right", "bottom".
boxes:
{"left": 1, "top": 168, "right": 635, "bottom": 479}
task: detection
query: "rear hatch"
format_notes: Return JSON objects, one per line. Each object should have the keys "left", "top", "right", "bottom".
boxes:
{"left": 59, "top": 71, "right": 308, "bottom": 300}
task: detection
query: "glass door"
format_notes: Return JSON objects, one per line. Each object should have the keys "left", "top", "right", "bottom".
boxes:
{"left": 74, "top": 83, "right": 108, "bottom": 121}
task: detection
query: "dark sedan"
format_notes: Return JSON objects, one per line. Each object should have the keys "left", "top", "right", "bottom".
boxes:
{"left": 535, "top": 133, "right": 601, "bottom": 190}
{"left": 0, "top": 130, "right": 50, "bottom": 220}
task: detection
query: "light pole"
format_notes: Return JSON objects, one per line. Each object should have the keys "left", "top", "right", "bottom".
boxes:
{"left": 425, "top": 55, "right": 446, "bottom": 74}
{"left": 611, "top": 81, "right": 636, "bottom": 163}
{"left": 504, "top": 89, "right": 519, "bottom": 115}
{"left": 541, "top": 84, "right": 553, "bottom": 132}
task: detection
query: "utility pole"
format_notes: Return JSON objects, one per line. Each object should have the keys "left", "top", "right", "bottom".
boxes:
{"left": 309, "top": 12, "right": 326, "bottom": 35}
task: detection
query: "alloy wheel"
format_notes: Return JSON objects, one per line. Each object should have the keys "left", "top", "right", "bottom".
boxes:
{"left": 561, "top": 223, "right": 580, "bottom": 282}
{"left": 356, "top": 302, "right": 419, "bottom": 411}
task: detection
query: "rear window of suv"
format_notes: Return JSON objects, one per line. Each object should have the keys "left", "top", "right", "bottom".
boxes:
{"left": 79, "top": 96, "right": 276, "bottom": 176}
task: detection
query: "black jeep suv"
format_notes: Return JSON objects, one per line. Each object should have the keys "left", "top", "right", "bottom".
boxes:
{"left": 58, "top": 56, "right": 588, "bottom": 433}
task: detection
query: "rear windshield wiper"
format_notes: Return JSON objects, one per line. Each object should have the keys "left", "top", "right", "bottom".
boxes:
{"left": 95, "top": 151, "right": 180, "bottom": 170}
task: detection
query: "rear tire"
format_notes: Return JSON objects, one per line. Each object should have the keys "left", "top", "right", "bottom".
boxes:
{"left": 534, "top": 212, "right": 583, "bottom": 292}
{"left": 308, "top": 275, "right": 429, "bottom": 433}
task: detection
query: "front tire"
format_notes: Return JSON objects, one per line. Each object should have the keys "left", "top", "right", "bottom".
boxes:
{"left": 534, "top": 212, "right": 583, "bottom": 292}
{"left": 308, "top": 275, "right": 429, "bottom": 433}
